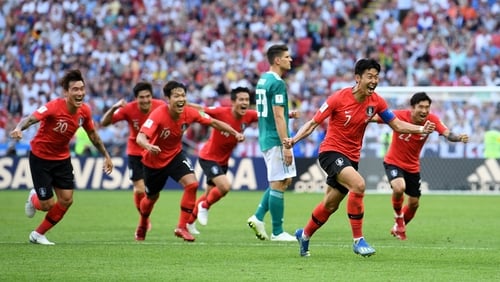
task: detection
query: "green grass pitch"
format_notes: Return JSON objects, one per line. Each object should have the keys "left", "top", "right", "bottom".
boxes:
{"left": 0, "top": 190, "right": 499, "bottom": 281}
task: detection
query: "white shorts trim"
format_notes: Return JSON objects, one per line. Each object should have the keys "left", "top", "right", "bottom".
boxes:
{"left": 262, "top": 146, "right": 297, "bottom": 182}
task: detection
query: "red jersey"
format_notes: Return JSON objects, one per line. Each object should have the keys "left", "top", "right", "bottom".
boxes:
{"left": 31, "top": 98, "right": 94, "bottom": 160}
{"left": 111, "top": 99, "right": 164, "bottom": 156}
{"left": 384, "top": 109, "right": 448, "bottom": 173}
{"left": 140, "top": 105, "right": 213, "bottom": 168}
{"left": 199, "top": 107, "right": 258, "bottom": 165}
{"left": 314, "top": 87, "right": 391, "bottom": 162}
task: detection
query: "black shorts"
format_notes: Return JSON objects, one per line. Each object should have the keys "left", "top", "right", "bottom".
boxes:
{"left": 383, "top": 162, "right": 421, "bottom": 197}
{"left": 143, "top": 151, "right": 195, "bottom": 195}
{"left": 318, "top": 151, "right": 358, "bottom": 195}
{"left": 199, "top": 158, "right": 228, "bottom": 186}
{"left": 29, "top": 151, "right": 74, "bottom": 200}
{"left": 128, "top": 155, "right": 144, "bottom": 181}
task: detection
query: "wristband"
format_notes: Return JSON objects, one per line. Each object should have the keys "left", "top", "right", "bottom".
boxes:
{"left": 419, "top": 126, "right": 424, "bottom": 133}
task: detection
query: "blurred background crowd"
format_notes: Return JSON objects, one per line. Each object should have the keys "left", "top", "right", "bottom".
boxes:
{"left": 0, "top": 0, "right": 499, "bottom": 158}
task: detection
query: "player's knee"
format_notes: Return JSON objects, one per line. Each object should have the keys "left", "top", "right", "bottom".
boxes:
{"left": 392, "top": 185, "right": 405, "bottom": 195}
{"left": 349, "top": 180, "right": 365, "bottom": 194}
{"left": 217, "top": 184, "right": 231, "bottom": 194}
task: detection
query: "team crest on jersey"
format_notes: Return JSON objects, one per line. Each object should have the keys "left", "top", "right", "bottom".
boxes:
{"left": 211, "top": 165, "right": 220, "bottom": 175}
{"left": 79, "top": 117, "right": 84, "bottom": 126}
{"left": 365, "top": 106, "right": 374, "bottom": 117}
{"left": 335, "top": 157, "right": 344, "bottom": 167}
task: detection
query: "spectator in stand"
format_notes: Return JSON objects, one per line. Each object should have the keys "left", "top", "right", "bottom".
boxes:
{"left": 0, "top": 0, "right": 498, "bottom": 155}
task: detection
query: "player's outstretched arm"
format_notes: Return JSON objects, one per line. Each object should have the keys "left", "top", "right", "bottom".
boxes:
{"left": 100, "top": 99, "right": 126, "bottom": 126}
{"left": 284, "top": 119, "right": 319, "bottom": 148}
{"left": 187, "top": 103, "right": 204, "bottom": 111}
{"left": 443, "top": 130, "right": 469, "bottom": 143}
{"left": 10, "top": 114, "right": 40, "bottom": 140}
{"left": 388, "top": 118, "right": 435, "bottom": 134}
{"left": 210, "top": 119, "right": 245, "bottom": 142}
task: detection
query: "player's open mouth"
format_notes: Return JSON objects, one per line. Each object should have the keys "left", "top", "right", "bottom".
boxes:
{"left": 367, "top": 85, "right": 376, "bottom": 91}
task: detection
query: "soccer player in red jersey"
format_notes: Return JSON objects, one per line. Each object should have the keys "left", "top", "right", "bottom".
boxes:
{"left": 284, "top": 58, "right": 436, "bottom": 257}
{"left": 135, "top": 81, "right": 245, "bottom": 242}
{"left": 184, "top": 87, "right": 258, "bottom": 234}
{"left": 100, "top": 82, "right": 164, "bottom": 230}
{"left": 10, "top": 69, "right": 113, "bottom": 245}
{"left": 372, "top": 92, "right": 468, "bottom": 240}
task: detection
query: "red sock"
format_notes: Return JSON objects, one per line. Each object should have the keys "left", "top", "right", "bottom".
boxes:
{"left": 134, "top": 192, "right": 145, "bottom": 213}
{"left": 206, "top": 187, "right": 225, "bottom": 208}
{"left": 392, "top": 194, "right": 404, "bottom": 216}
{"left": 402, "top": 205, "right": 416, "bottom": 225}
{"left": 179, "top": 183, "right": 198, "bottom": 228}
{"left": 139, "top": 196, "right": 158, "bottom": 227}
{"left": 32, "top": 193, "right": 42, "bottom": 210}
{"left": 304, "top": 203, "right": 333, "bottom": 238}
{"left": 347, "top": 192, "right": 364, "bottom": 239}
{"left": 36, "top": 202, "right": 68, "bottom": 234}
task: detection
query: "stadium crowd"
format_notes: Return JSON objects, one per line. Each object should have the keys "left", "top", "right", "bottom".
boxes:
{"left": 0, "top": 0, "right": 499, "bottom": 158}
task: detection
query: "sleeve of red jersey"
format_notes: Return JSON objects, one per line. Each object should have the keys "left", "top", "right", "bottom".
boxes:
{"left": 313, "top": 95, "right": 335, "bottom": 124}
{"left": 139, "top": 108, "right": 160, "bottom": 138}
{"left": 111, "top": 104, "right": 127, "bottom": 123}
{"left": 430, "top": 113, "right": 448, "bottom": 135}
{"left": 250, "top": 110, "right": 258, "bottom": 123}
{"left": 190, "top": 107, "right": 213, "bottom": 126}
{"left": 81, "top": 105, "right": 96, "bottom": 132}
{"left": 32, "top": 100, "right": 53, "bottom": 120}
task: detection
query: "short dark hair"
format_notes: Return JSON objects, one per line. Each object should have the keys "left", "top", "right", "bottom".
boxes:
{"left": 162, "top": 80, "right": 186, "bottom": 97}
{"left": 133, "top": 82, "right": 153, "bottom": 97}
{"left": 354, "top": 58, "right": 381, "bottom": 76}
{"left": 410, "top": 92, "right": 432, "bottom": 106}
{"left": 230, "top": 86, "right": 251, "bottom": 101}
{"left": 266, "top": 44, "right": 288, "bottom": 65}
{"left": 60, "top": 69, "right": 84, "bottom": 90}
